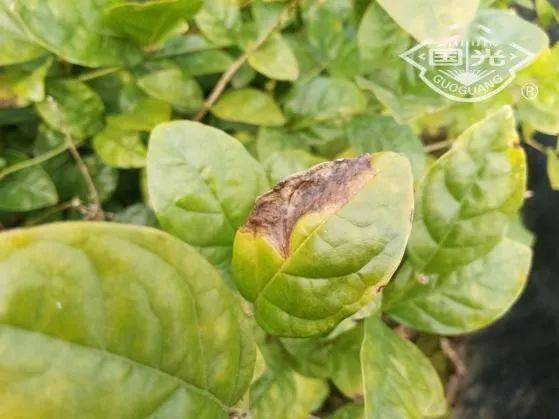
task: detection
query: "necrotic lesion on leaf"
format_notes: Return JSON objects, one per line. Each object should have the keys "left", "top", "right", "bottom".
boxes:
{"left": 240, "top": 154, "right": 376, "bottom": 257}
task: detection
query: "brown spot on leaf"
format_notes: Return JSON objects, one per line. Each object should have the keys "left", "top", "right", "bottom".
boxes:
{"left": 242, "top": 155, "right": 376, "bottom": 257}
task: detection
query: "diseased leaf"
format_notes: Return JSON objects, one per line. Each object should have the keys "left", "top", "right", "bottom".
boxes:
{"left": 247, "top": 34, "right": 299, "bottom": 81}
{"left": 147, "top": 121, "right": 270, "bottom": 275}
{"left": 93, "top": 126, "right": 147, "bottom": 169}
{"left": 0, "top": 222, "right": 255, "bottom": 416}
{"left": 0, "top": 150, "right": 58, "bottom": 212}
{"left": 212, "top": 88, "right": 286, "bottom": 127}
{"left": 12, "top": 0, "right": 141, "bottom": 67}
{"left": 361, "top": 317, "right": 447, "bottom": 419}
{"left": 103, "top": 0, "right": 201, "bottom": 46}
{"left": 407, "top": 106, "right": 526, "bottom": 274}
{"left": 233, "top": 153, "right": 414, "bottom": 337}
{"left": 36, "top": 80, "right": 104, "bottom": 140}
{"left": 384, "top": 239, "right": 532, "bottom": 335}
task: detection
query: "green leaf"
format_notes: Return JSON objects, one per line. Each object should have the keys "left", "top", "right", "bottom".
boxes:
{"left": 546, "top": 147, "right": 559, "bottom": 190}
{"left": 361, "top": 317, "right": 446, "bottom": 419}
{"left": 247, "top": 34, "right": 300, "bottom": 81}
{"left": 0, "top": 58, "right": 52, "bottom": 106}
{"left": 147, "top": 121, "right": 270, "bottom": 275}
{"left": 328, "top": 326, "right": 364, "bottom": 399}
{"left": 115, "top": 203, "right": 158, "bottom": 227}
{"left": 516, "top": 45, "right": 559, "bottom": 135}
{"left": 232, "top": 153, "right": 414, "bottom": 337}
{"left": 347, "top": 114, "right": 426, "bottom": 180}
{"left": 384, "top": 239, "right": 532, "bottom": 335}
{"left": 377, "top": 0, "right": 479, "bottom": 42}
{"left": 93, "top": 126, "right": 147, "bottom": 169}
{"left": 48, "top": 155, "right": 118, "bottom": 203}
{"left": 138, "top": 67, "right": 204, "bottom": 113}
{"left": 329, "top": 404, "right": 365, "bottom": 419}
{"left": 12, "top": 0, "right": 141, "bottom": 67}
{"left": 36, "top": 80, "right": 105, "bottom": 140}
{"left": 195, "top": 0, "right": 241, "bottom": 46}
{"left": 0, "top": 0, "right": 46, "bottom": 65}
{"left": 103, "top": 0, "right": 202, "bottom": 46}
{"left": 211, "top": 88, "right": 286, "bottom": 127}
{"left": 285, "top": 77, "right": 367, "bottom": 127}
{"left": 108, "top": 96, "right": 172, "bottom": 133}
{"left": 0, "top": 222, "right": 255, "bottom": 416}
{"left": 264, "top": 150, "right": 325, "bottom": 184}
{"left": 0, "top": 150, "right": 58, "bottom": 212}
{"left": 407, "top": 106, "right": 526, "bottom": 274}
{"left": 174, "top": 50, "right": 234, "bottom": 76}
{"left": 251, "top": 369, "right": 328, "bottom": 419}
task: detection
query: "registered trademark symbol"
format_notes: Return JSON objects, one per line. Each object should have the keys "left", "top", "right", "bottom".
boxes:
{"left": 521, "top": 82, "right": 539, "bottom": 99}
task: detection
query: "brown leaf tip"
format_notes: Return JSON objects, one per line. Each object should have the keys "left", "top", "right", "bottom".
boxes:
{"left": 242, "top": 154, "right": 376, "bottom": 257}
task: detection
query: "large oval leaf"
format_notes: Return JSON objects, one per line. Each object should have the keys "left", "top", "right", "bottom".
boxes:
{"left": 12, "top": 0, "right": 141, "bottom": 67}
{"left": 233, "top": 153, "right": 414, "bottom": 337}
{"left": 0, "top": 222, "right": 255, "bottom": 417}
{"left": 407, "top": 106, "right": 526, "bottom": 274}
{"left": 147, "top": 121, "right": 270, "bottom": 275}
{"left": 0, "top": 0, "right": 45, "bottom": 66}
{"left": 377, "top": 0, "right": 479, "bottom": 42}
{"left": 383, "top": 239, "right": 532, "bottom": 335}
{"left": 361, "top": 317, "right": 446, "bottom": 419}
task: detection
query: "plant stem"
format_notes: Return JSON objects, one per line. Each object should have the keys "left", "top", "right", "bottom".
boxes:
{"left": 77, "top": 67, "right": 120, "bottom": 82}
{"left": 193, "top": 0, "right": 301, "bottom": 121}
{"left": 63, "top": 132, "right": 102, "bottom": 218}
{"left": 524, "top": 136, "right": 546, "bottom": 153}
{"left": 0, "top": 141, "right": 69, "bottom": 181}
{"left": 424, "top": 138, "right": 454, "bottom": 153}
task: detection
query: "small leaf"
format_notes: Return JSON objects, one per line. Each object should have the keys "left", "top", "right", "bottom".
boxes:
{"left": 211, "top": 88, "right": 286, "bottom": 127}
{"left": 407, "top": 106, "right": 526, "bottom": 274}
{"left": 108, "top": 96, "right": 172, "bottom": 133}
{"left": 377, "top": 0, "right": 480, "bottom": 42}
{"left": 328, "top": 326, "right": 364, "bottom": 399}
{"left": 93, "top": 126, "right": 147, "bottom": 169}
{"left": 36, "top": 80, "right": 104, "bottom": 140}
{"left": 147, "top": 121, "right": 270, "bottom": 275}
{"left": 137, "top": 67, "right": 204, "bottom": 113}
{"left": 12, "top": 0, "right": 141, "bottom": 67}
{"left": 361, "top": 317, "right": 447, "bottom": 419}
{"left": 329, "top": 404, "right": 365, "bottom": 419}
{"left": 0, "top": 222, "right": 255, "bottom": 416}
{"left": 0, "top": 150, "right": 58, "bottom": 212}
{"left": 264, "top": 150, "right": 325, "bottom": 184}
{"left": 285, "top": 77, "right": 367, "bottom": 126}
{"left": 195, "top": 0, "right": 241, "bottom": 46}
{"left": 174, "top": 49, "right": 234, "bottom": 76}
{"left": 247, "top": 34, "right": 299, "bottom": 81}
{"left": 347, "top": 114, "right": 426, "bottom": 179}
{"left": 103, "top": 0, "right": 201, "bottom": 46}
{"left": 233, "top": 153, "right": 414, "bottom": 337}
{"left": 384, "top": 239, "right": 532, "bottom": 335}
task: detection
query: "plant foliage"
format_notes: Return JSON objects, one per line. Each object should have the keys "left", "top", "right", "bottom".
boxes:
{"left": 0, "top": 0, "right": 556, "bottom": 417}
